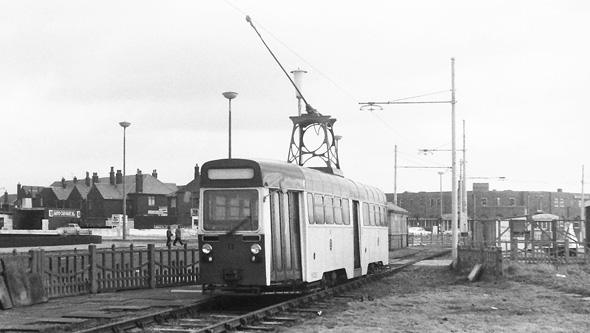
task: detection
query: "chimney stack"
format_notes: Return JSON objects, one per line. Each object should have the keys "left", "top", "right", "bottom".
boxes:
{"left": 85, "top": 172, "right": 91, "bottom": 187}
{"left": 136, "top": 169, "right": 143, "bottom": 193}
{"left": 110, "top": 167, "right": 115, "bottom": 185}
{"left": 116, "top": 169, "right": 122, "bottom": 184}
{"left": 73, "top": 176, "right": 78, "bottom": 184}
{"left": 152, "top": 169, "right": 158, "bottom": 178}
{"left": 194, "top": 164, "right": 200, "bottom": 179}
{"left": 92, "top": 172, "right": 99, "bottom": 184}
{"left": 61, "top": 177, "right": 66, "bottom": 189}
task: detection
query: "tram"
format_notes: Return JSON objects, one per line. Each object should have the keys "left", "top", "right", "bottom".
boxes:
{"left": 197, "top": 158, "right": 389, "bottom": 293}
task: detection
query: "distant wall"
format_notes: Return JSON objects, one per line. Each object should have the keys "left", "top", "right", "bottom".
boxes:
{"left": 0, "top": 234, "right": 102, "bottom": 248}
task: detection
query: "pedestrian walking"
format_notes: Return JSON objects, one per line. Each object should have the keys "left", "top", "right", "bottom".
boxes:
{"left": 166, "top": 226, "right": 173, "bottom": 248}
{"left": 173, "top": 226, "right": 184, "bottom": 246}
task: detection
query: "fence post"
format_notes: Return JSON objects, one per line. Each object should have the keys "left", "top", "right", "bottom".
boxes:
{"left": 564, "top": 233, "right": 570, "bottom": 263}
{"left": 29, "top": 248, "right": 46, "bottom": 276}
{"left": 510, "top": 236, "right": 518, "bottom": 261}
{"left": 89, "top": 244, "right": 98, "bottom": 294}
{"left": 148, "top": 244, "right": 156, "bottom": 289}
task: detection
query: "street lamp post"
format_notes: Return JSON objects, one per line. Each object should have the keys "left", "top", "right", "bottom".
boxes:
{"left": 119, "top": 121, "right": 131, "bottom": 240}
{"left": 222, "top": 92, "right": 238, "bottom": 159}
{"left": 438, "top": 171, "right": 444, "bottom": 220}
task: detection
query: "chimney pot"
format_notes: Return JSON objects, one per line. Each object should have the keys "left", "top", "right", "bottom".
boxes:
{"left": 136, "top": 170, "right": 144, "bottom": 193}
{"left": 116, "top": 169, "right": 123, "bottom": 184}
{"left": 110, "top": 167, "right": 115, "bottom": 185}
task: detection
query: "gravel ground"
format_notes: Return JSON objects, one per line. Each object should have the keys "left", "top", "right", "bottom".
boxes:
{"left": 279, "top": 248, "right": 590, "bottom": 333}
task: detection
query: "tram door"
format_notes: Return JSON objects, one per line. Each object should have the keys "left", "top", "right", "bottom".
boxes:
{"left": 269, "top": 190, "right": 302, "bottom": 282}
{"left": 352, "top": 200, "right": 361, "bottom": 269}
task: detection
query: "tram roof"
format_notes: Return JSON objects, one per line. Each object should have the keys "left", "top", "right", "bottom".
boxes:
{"left": 201, "top": 158, "right": 385, "bottom": 204}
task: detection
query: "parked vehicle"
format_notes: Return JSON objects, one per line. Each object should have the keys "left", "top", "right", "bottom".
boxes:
{"left": 409, "top": 227, "right": 430, "bottom": 235}
{"left": 56, "top": 223, "right": 92, "bottom": 236}
{"left": 442, "top": 229, "right": 461, "bottom": 236}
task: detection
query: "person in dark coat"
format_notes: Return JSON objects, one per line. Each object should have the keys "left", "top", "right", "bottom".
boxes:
{"left": 173, "top": 226, "right": 184, "bottom": 246}
{"left": 166, "top": 226, "right": 173, "bottom": 248}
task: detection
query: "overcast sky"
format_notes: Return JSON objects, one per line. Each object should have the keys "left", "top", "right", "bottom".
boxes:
{"left": 1, "top": 0, "right": 589, "bottom": 195}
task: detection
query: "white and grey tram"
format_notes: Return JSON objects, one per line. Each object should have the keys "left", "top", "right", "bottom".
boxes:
{"left": 197, "top": 158, "right": 389, "bottom": 293}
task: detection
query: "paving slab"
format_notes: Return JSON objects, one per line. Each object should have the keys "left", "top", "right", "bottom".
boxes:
{"left": 62, "top": 311, "right": 126, "bottom": 319}
{"left": 26, "top": 316, "right": 89, "bottom": 324}
{"left": 0, "top": 324, "right": 51, "bottom": 332}
{"left": 99, "top": 305, "right": 152, "bottom": 311}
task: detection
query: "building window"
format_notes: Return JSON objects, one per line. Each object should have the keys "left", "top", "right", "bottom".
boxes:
{"left": 170, "top": 197, "right": 176, "bottom": 208}
{"left": 509, "top": 198, "right": 516, "bottom": 206}
{"left": 399, "top": 199, "right": 404, "bottom": 206}
{"left": 148, "top": 196, "right": 156, "bottom": 206}
{"left": 436, "top": 198, "right": 440, "bottom": 206}
{"left": 554, "top": 198, "right": 559, "bottom": 207}
{"left": 430, "top": 198, "right": 435, "bottom": 206}
{"left": 560, "top": 198, "right": 565, "bottom": 207}
{"left": 481, "top": 197, "right": 488, "bottom": 206}
{"left": 496, "top": 198, "right": 501, "bottom": 206}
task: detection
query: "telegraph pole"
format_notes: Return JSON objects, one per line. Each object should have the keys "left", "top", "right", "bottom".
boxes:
{"left": 582, "top": 165, "right": 586, "bottom": 243}
{"left": 359, "top": 58, "right": 459, "bottom": 267}
{"left": 394, "top": 145, "right": 398, "bottom": 205}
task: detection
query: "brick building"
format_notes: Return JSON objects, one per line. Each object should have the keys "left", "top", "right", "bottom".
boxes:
{"left": 392, "top": 183, "right": 588, "bottom": 221}
{"left": 11, "top": 167, "right": 181, "bottom": 229}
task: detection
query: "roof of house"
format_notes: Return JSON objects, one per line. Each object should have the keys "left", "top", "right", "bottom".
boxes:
{"left": 48, "top": 187, "right": 72, "bottom": 200}
{"left": 387, "top": 202, "right": 409, "bottom": 214}
{"left": 50, "top": 173, "right": 178, "bottom": 200}
{"left": 73, "top": 184, "right": 92, "bottom": 198}
{"left": 1, "top": 193, "right": 17, "bottom": 205}
{"left": 94, "top": 183, "right": 125, "bottom": 200}
{"left": 91, "top": 175, "right": 178, "bottom": 200}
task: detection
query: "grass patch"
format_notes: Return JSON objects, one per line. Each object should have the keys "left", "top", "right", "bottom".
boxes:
{"left": 504, "top": 261, "right": 590, "bottom": 296}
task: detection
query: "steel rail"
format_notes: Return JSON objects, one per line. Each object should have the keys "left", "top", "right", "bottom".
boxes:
{"left": 76, "top": 248, "right": 450, "bottom": 333}
{"left": 195, "top": 248, "right": 451, "bottom": 333}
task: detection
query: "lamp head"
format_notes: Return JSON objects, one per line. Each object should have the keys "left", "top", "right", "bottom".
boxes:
{"left": 222, "top": 91, "right": 238, "bottom": 100}
{"left": 119, "top": 121, "right": 131, "bottom": 128}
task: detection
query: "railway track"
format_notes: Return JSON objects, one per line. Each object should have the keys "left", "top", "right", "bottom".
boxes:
{"left": 76, "top": 249, "right": 449, "bottom": 333}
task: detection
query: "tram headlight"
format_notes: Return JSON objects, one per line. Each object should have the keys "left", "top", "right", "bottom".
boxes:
{"left": 201, "top": 243, "right": 213, "bottom": 254}
{"left": 250, "top": 244, "right": 262, "bottom": 255}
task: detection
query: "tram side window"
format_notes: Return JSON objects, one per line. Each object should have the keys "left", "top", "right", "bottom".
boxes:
{"left": 342, "top": 199, "right": 350, "bottom": 225}
{"left": 334, "top": 198, "right": 343, "bottom": 225}
{"left": 369, "top": 204, "right": 376, "bottom": 226}
{"left": 314, "top": 194, "right": 325, "bottom": 224}
{"left": 362, "top": 203, "right": 370, "bottom": 226}
{"left": 324, "top": 197, "right": 334, "bottom": 224}
{"left": 307, "top": 193, "right": 314, "bottom": 224}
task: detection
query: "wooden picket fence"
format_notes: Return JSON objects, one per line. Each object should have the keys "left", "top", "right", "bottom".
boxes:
{"left": 457, "top": 245, "right": 503, "bottom": 276}
{"left": 26, "top": 244, "right": 199, "bottom": 298}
